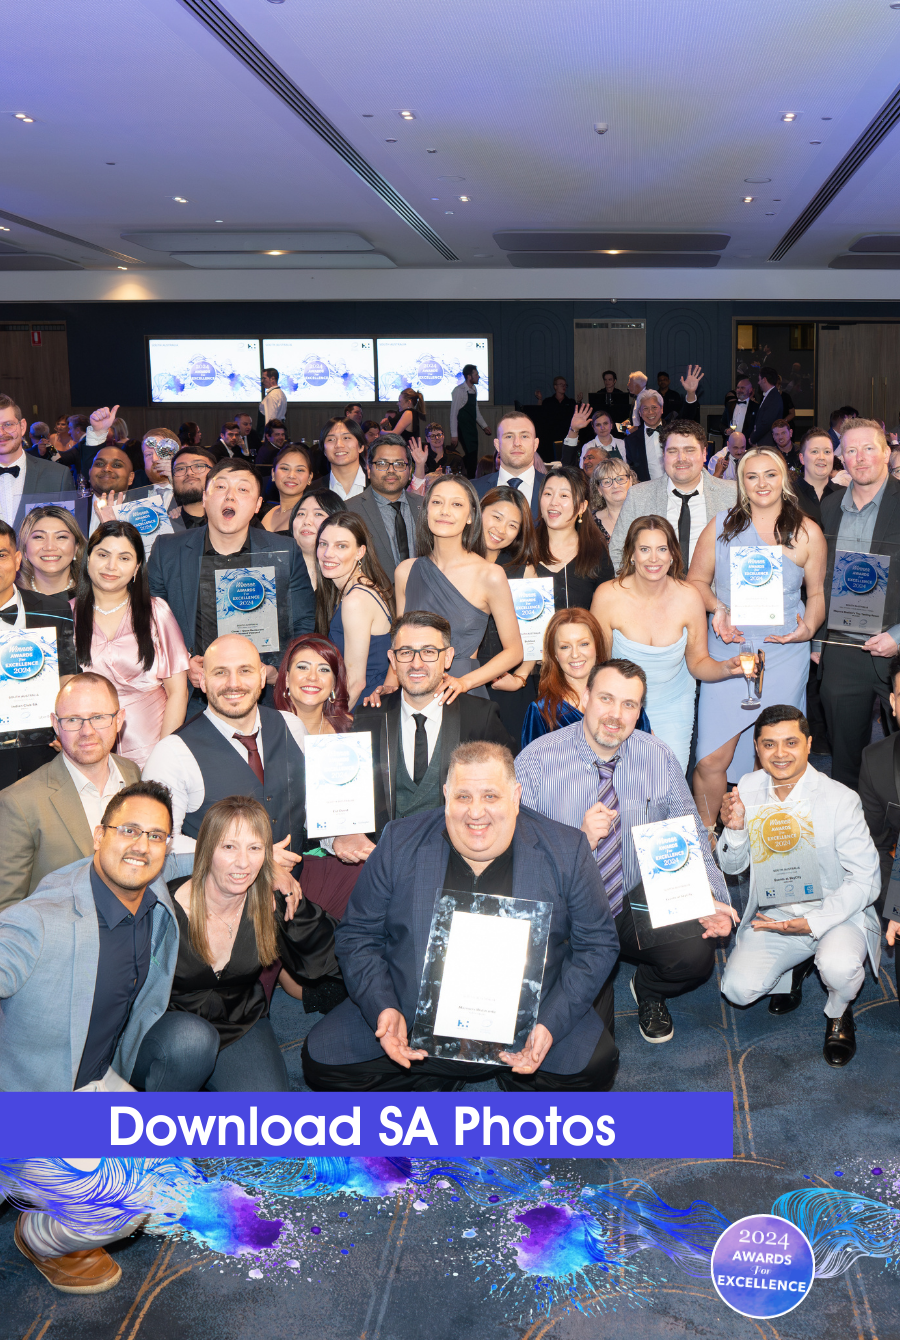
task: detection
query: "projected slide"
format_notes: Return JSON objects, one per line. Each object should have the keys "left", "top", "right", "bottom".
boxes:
{"left": 262, "top": 338, "right": 375, "bottom": 402}
{"left": 148, "top": 339, "right": 261, "bottom": 403}
{"left": 376, "top": 337, "right": 490, "bottom": 402}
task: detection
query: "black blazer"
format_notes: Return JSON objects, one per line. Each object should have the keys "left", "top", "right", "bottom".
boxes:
{"left": 624, "top": 400, "right": 700, "bottom": 482}
{"left": 793, "top": 476, "right": 845, "bottom": 530}
{"left": 473, "top": 471, "right": 542, "bottom": 519}
{"left": 721, "top": 394, "right": 758, "bottom": 439}
{"left": 749, "top": 389, "right": 783, "bottom": 446}
{"left": 346, "top": 487, "right": 423, "bottom": 584}
{"left": 816, "top": 475, "right": 900, "bottom": 644}
{"left": 858, "top": 730, "right": 900, "bottom": 910}
{"left": 588, "top": 387, "right": 631, "bottom": 420}
{"left": 350, "top": 692, "right": 514, "bottom": 837}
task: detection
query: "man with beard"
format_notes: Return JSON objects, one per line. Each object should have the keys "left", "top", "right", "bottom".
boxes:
{"left": 168, "top": 446, "right": 215, "bottom": 529}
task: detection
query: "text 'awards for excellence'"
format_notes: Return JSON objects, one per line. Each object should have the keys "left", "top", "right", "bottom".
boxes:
{"left": 828, "top": 551, "right": 890, "bottom": 634}
{"left": 199, "top": 549, "right": 292, "bottom": 656}
{"left": 508, "top": 578, "right": 555, "bottom": 659}
{"left": 730, "top": 546, "right": 784, "bottom": 626}
{"left": 629, "top": 814, "right": 716, "bottom": 948}
{"left": 746, "top": 801, "right": 822, "bottom": 907}
{"left": 304, "top": 732, "right": 376, "bottom": 838}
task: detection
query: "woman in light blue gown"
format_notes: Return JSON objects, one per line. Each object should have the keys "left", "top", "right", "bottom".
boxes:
{"left": 591, "top": 515, "right": 744, "bottom": 775}
{"left": 689, "top": 448, "right": 826, "bottom": 827}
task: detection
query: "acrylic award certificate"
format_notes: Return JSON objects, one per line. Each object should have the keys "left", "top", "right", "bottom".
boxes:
{"left": 304, "top": 732, "right": 375, "bottom": 838}
{"left": 746, "top": 801, "right": 823, "bottom": 907}
{"left": 200, "top": 550, "right": 292, "bottom": 657}
{"left": 729, "top": 545, "right": 784, "bottom": 625}
{"left": 410, "top": 890, "right": 552, "bottom": 1062}
{"left": 113, "top": 494, "right": 174, "bottom": 553}
{"left": 828, "top": 550, "right": 890, "bottom": 633}
{"left": 0, "top": 625, "right": 60, "bottom": 732}
{"left": 21, "top": 491, "right": 91, "bottom": 535}
{"left": 508, "top": 578, "right": 555, "bottom": 659}
{"left": 631, "top": 814, "right": 715, "bottom": 930}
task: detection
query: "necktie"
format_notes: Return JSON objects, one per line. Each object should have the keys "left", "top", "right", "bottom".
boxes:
{"left": 507, "top": 477, "right": 523, "bottom": 490}
{"left": 412, "top": 713, "right": 429, "bottom": 785}
{"left": 0, "top": 465, "right": 20, "bottom": 478}
{"left": 673, "top": 490, "right": 698, "bottom": 566}
{"left": 594, "top": 759, "right": 624, "bottom": 915}
{"left": 233, "top": 731, "right": 264, "bottom": 785}
{"left": 389, "top": 500, "right": 409, "bottom": 562}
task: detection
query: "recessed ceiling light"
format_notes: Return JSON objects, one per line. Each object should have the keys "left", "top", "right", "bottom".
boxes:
{"left": 781, "top": 112, "right": 796, "bottom": 122}
{"left": 445, "top": 211, "right": 454, "bottom": 215}
{"left": 398, "top": 110, "right": 415, "bottom": 121}
{"left": 604, "top": 250, "right": 622, "bottom": 255}
{"left": 21, "top": 117, "right": 34, "bottom": 123}
{"left": 385, "top": 138, "right": 397, "bottom": 143}
{"left": 473, "top": 253, "right": 488, "bottom": 257}
{"left": 14, "top": 113, "right": 29, "bottom": 120}
{"left": 362, "top": 113, "right": 374, "bottom": 118}
{"left": 172, "top": 196, "right": 188, "bottom": 203}
{"left": 822, "top": 116, "right": 832, "bottom": 120}
{"left": 431, "top": 197, "right": 439, "bottom": 200}
{"left": 891, "top": 3, "right": 900, "bottom": 9}
{"left": 743, "top": 196, "right": 754, "bottom": 203}
{"left": 459, "top": 195, "right": 470, "bottom": 202}
{"left": 0, "top": 227, "right": 9, "bottom": 232}
{"left": 744, "top": 177, "right": 771, "bottom": 183}
{"left": 117, "top": 265, "right": 128, "bottom": 270}
{"left": 765, "top": 212, "right": 775, "bottom": 216}
{"left": 215, "top": 219, "right": 224, "bottom": 223}
{"left": 265, "top": 250, "right": 287, "bottom": 255}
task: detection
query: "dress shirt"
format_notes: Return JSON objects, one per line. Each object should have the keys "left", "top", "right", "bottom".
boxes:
{"left": 260, "top": 386, "right": 287, "bottom": 424}
{"left": 644, "top": 429, "right": 665, "bottom": 480}
{"left": 707, "top": 449, "right": 737, "bottom": 481}
{"left": 515, "top": 721, "right": 728, "bottom": 903}
{"left": 449, "top": 383, "right": 487, "bottom": 438}
{"left": 730, "top": 400, "right": 750, "bottom": 433}
{"left": 399, "top": 693, "right": 443, "bottom": 777}
{"left": 372, "top": 488, "right": 416, "bottom": 565}
{"left": 62, "top": 753, "right": 128, "bottom": 834}
{"left": 73, "top": 864, "right": 157, "bottom": 1089}
{"left": 442, "top": 831, "right": 514, "bottom": 898}
{"left": 577, "top": 437, "right": 623, "bottom": 467}
{"left": 142, "top": 706, "right": 308, "bottom": 851}
{"left": 0, "top": 449, "right": 26, "bottom": 527}
{"left": 834, "top": 476, "right": 900, "bottom": 645}
{"left": 497, "top": 463, "right": 536, "bottom": 506}
{"left": 665, "top": 473, "right": 706, "bottom": 565}
{"left": 329, "top": 465, "right": 367, "bottom": 502}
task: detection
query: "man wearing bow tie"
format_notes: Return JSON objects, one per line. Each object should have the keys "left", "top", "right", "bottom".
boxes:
{"left": 0, "top": 395, "right": 72, "bottom": 531}
{"left": 721, "top": 378, "right": 758, "bottom": 441}
{"left": 624, "top": 366, "right": 703, "bottom": 483}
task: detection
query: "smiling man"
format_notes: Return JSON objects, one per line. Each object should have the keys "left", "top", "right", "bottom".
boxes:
{"left": 473, "top": 411, "right": 542, "bottom": 517}
{"left": 303, "top": 739, "right": 619, "bottom": 1091}
{"left": 346, "top": 433, "right": 422, "bottom": 582}
{"left": 0, "top": 393, "right": 72, "bottom": 529}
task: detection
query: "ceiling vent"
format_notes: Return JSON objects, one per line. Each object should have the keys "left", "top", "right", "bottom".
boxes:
{"left": 0, "top": 254, "right": 84, "bottom": 270}
{"left": 122, "top": 230, "right": 374, "bottom": 252}
{"left": 170, "top": 251, "right": 395, "bottom": 268}
{"left": 494, "top": 232, "right": 730, "bottom": 252}
{"left": 506, "top": 252, "right": 720, "bottom": 268}
{"left": 828, "top": 254, "right": 900, "bottom": 269}
{"left": 849, "top": 235, "right": 900, "bottom": 253}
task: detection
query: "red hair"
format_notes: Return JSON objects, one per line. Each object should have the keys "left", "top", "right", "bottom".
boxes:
{"left": 273, "top": 635, "right": 352, "bottom": 731}
{"left": 536, "top": 608, "right": 607, "bottom": 732}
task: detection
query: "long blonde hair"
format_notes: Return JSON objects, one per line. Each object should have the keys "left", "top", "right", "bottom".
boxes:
{"left": 187, "top": 797, "right": 278, "bottom": 967}
{"left": 722, "top": 448, "right": 805, "bottom": 546}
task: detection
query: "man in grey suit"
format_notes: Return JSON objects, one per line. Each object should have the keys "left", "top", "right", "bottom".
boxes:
{"left": 346, "top": 433, "right": 422, "bottom": 583}
{"left": 609, "top": 420, "right": 737, "bottom": 573}
{"left": 0, "top": 393, "right": 72, "bottom": 531}
{"left": 302, "top": 740, "right": 620, "bottom": 1091}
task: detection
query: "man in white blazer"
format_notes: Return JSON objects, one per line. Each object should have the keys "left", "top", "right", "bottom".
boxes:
{"left": 718, "top": 704, "right": 881, "bottom": 1068}
{"left": 609, "top": 420, "right": 737, "bottom": 574}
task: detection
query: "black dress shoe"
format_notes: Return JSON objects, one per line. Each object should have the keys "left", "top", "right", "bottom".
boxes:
{"left": 768, "top": 957, "right": 816, "bottom": 1015}
{"left": 823, "top": 1006, "right": 856, "bottom": 1067}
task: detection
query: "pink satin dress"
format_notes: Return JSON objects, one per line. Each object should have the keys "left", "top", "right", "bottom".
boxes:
{"left": 72, "top": 596, "right": 190, "bottom": 767}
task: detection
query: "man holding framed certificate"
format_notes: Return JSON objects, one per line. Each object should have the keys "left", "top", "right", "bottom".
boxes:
{"left": 719, "top": 705, "right": 881, "bottom": 1067}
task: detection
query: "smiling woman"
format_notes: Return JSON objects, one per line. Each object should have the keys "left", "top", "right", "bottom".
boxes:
{"left": 314, "top": 512, "right": 394, "bottom": 708}
{"left": 16, "top": 505, "right": 85, "bottom": 597}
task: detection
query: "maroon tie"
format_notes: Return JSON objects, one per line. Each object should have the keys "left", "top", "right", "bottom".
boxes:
{"left": 233, "top": 731, "right": 264, "bottom": 785}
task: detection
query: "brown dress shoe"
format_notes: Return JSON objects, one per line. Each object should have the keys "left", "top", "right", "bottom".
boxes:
{"left": 15, "top": 1216, "right": 122, "bottom": 1294}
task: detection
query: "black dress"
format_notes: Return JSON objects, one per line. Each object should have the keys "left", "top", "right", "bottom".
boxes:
{"left": 477, "top": 559, "right": 535, "bottom": 747}
{"left": 535, "top": 553, "right": 614, "bottom": 614}
{"left": 165, "top": 882, "right": 344, "bottom": 1047}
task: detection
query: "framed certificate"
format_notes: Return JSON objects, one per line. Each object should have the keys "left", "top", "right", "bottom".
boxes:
{"left": 113, "top": 494, "right": 174, "bottom": 553}
{"left": 0, "top": 625, "right": 60, "bottom": 732}
{"left": 746, "top": 801, "right": 822, "bottom": 907}
{"left": 508, "top": 577, "right": 555, "bottom": 659}
{"left": 410, "top": 889, "right": 552, "bottom": 1062}
{"left": 828, "top": 550, "right": 890, "bottom": 633}
{"left": 21, "top": 491, "right": 91, "bottom": 535}
{"left": 730, "top": 545, "right": 784, "bottom": 625}
{"left": 304, "top": 732, "right": 375, "bottom": 838}
{"left": 199, "top": 549, "right": 292, "bottom": 655}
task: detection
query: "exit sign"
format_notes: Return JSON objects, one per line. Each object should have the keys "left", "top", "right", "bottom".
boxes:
{"left": 31, "top": 331, "right": 41, "bottom": 346}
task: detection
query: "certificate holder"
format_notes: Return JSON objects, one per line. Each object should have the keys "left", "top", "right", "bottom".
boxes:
{"left": 828, "top": 550, "right": 890, "bottom": 634}
{"left": 508, "top": 577, "right": 555, "bottom": 660}
{"left": 21, "top": 491, "right": 91, "bottom": 536}
{"left": 113, "top": 489, "right": 174, "bottom": 553}
{"left": 304, "top": 732, "right": 375, "bottom": 839}
{"left": 746, "top": 800, "right": 823, "bottom": 908}
{"left": 630, "top": 813, "right": 715, "bottom": 949}
{"left": 199, "top": 549, "right": 291, "bottom": 656}
{"left": 730, "top": 545, "right": 784, "bottom": 626}
{"left": 0, "top": 625, "right": 60, "bottom": 732}
{"left": 410, "top": 890, "right": 552, "bottom": 1063}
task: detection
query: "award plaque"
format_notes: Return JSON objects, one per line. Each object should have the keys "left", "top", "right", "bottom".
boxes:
{"left": 21, "top": 491, "right": 91, "bottom": 535}
{"left": 746, "top": 801, "right": 822, "bottom": 907}
{"left": 508, "top": 577, "right": 555, "bottom": 659}
{"left": 410, "top": 889, "right": 552, "bottom": 1062}
{"left": 630, "top": 814, "right": 715, "bottom": 948}
{"left": 828, "top": 550, "right": 890, "bottom": 634}
{"left": 0, "top": 626, "right": 60, "bottom": 733}
{"left": 199, "top": 549, "right": 292, "bottom": 656}
{"left": 114, "top": 494, "right": 174, "bottom": 552}
{"left": 304, "top": 732, "right": 375, "bottom": 838}
{"left": 730, "top": 545, "right": 784, "bottom": 625}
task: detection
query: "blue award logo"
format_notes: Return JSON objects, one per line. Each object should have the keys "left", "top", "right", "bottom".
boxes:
{"left": 843, "top": 559, "right": 878, "bottom": 594}
{"left": 512, "top": 587, "right": 546, "bottom": 622}
{"left": 302, "top": 357, "right": 330, "bottom": 388}
{"left": 0, "top": 637, "right": 45, "bottom": 681}
{"left": 227, "top": 576, "right": 266, "bottom": 613}
{"left": 711, "top": 1214, "right": 814, "bottom": 1318}
{"left": 320, "top": 738, "right": 361, "bottom": 787}
{"left": 740, "top": 552, "right": 773, "bottom": 586}
{"left": 126, "top": 505, "right": 160, "bottom": 535}
{"left": 416, "top": 355, "right": 444, "bottom": 387}
{"left": 649, "top": 829, "right": 689, "bottom": 873}
{"left": 188, "top": 357, "right": 216, "bottom": 388}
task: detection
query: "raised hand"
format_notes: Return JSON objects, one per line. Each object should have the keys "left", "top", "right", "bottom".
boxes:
{"left": 273, "top": 833, "right": 302, "bottom": 871}
{"left": 92, "top": 490, "right": 126, "bottom": 525}
{"left": 680, "top": 365, "right": 704, "bottom": 400}
{"left": 720, "top": 786, "right": 745, "bottom": 830}
{"left": 567, "top": 402, "right": 594, "bottom": 435}
{"left": 534, "top": 390, "right": 544, "bottom": 404}
{"left": 409, "top": 436, "right": 429, "bottom": 467}
{"left": 89, "top": 404, "right": 120, "bottom": 437}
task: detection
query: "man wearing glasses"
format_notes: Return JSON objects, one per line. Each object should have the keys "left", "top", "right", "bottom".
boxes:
{"left": 169, "top": 445, "right": 216, "bottom": 529}
{"left": 347, "top": 433, "right": 422, "bottom": 583}
{"left": 327, "top": 611, "right": 512, "bottom": 867}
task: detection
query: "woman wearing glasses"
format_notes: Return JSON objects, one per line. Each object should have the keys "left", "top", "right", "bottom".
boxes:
{"left": 590, "top": 459, "right": 637, "bottom": 541}
{"left": 71, "top": 521, "right": 190, "bottom": 766}
{"left": 260, "top": 445, "right": 313, "bottom": 534}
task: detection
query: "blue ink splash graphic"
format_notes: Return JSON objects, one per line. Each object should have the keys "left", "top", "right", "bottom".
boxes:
{"left": 772, "top": 1188, "right": 900, "bottom": 1278}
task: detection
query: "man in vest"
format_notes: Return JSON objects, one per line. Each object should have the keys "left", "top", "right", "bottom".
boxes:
{"left": 327, "top": 611, "right": 513, "bottom": 867}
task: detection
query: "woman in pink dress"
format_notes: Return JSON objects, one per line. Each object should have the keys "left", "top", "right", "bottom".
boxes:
{"left": 71, "top": 521, "right": 190, "bottom": 766}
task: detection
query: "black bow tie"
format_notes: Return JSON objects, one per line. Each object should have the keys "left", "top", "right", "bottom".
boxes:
{"left": 0, "top": 465, "right": 20, "bottom": 478}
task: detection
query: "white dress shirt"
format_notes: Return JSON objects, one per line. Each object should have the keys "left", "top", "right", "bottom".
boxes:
{"left": 399, "top": 693, "right": 444, "bottom": 777}
{"left": 665, "top": 473, "right": 707, "bottom": 565}
{"left": 0, "top": 449, "right": 27, "bottom": 527}
{"left": 142, "top": 706, "right": 308, "bottom": 851}
{"left": 644, "top": 429, "right": 665, "bottom": 480}
{"left": 329, "top": 465, "right": 367, "bottom": 501}
{"left": 707, "top": 449, "right": 737, "bottom": 481}
{"left": 449, "top": 383, "right": 487, "bottom": 437}
{"left": 497, "top": 463, "right": 536, "bottom": 506}
{"left": 260, "top": 386, "right": 287, "bottom": 424}
{"left": 62, "top": 754, "right": 128, "bottom": 834}
{"left": 731, "top": 400, "right": 750, "bottom": 433}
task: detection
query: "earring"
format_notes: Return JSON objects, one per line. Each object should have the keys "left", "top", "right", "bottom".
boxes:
{"left": 329, "top": 689, "right": 336, "bottom": 702}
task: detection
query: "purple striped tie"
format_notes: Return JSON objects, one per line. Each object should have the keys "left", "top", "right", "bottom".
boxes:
{"left": 594, "top": 758, "right": 624, "bottom": 916}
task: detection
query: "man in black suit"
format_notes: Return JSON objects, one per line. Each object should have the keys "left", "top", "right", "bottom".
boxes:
{"left": 235, "top": 411, "right": 264, "bottom": 461}
{"left": 147, "top": 457, "right": 314, "bottom": 696}
{"left": 624, "top": 365, "right": 702, "bottom": 483}
{"left": 816, "top": 419, "right": 900, "bottom": 789}
{"left": 326, "top": 611, "right": 514, "bottom": 868}
{"left": 748, "top": 366, "right": 783, "bottom": 447}
{"left": 0, "top": 520, "right": 78, "bottom": 788}
{"left": 721, "top": 376, "right": 758, "bottom": 440}
{"left": 0, "top": 394, "right": 73, "bottom": 531}
{"left": 472, "top": 412, "right": 542, "bottom": 519}
{"left": 858, "top": 652, "right": 900, "bottom": 917}
{"left": 534, "top": 376, "right": 577, "bottom": 462}
{"left": 210, "top": 421, "right": 248, "bottom": 462}
{"left": 589, "top": 370, "right": 631, "bottom": 422}
{"left": 656, "top": 371, "right": 684, "bottom": 418}
{"left": 347, "top": 434, "right": 423, "bottom": 584}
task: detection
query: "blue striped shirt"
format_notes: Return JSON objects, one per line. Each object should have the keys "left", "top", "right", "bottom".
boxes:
{"left": 515, "top": 721, "right": 729, "bottom": 904}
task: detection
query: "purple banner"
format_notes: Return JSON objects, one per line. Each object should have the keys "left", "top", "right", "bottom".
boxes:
{"left": 0, "top": 1092, "right": 732, "bottom": 1159}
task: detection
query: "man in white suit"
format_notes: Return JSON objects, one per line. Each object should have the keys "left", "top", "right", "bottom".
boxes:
{"left": 609, "top": 420, "right": 737, "bottom": 573}
{"left": 718, "top": 705, "right": 881, "bottom": 1068}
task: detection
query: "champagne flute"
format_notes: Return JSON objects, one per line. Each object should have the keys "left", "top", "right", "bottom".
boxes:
{"left": 739, "top": 640, "right": 760, "bottom": 710}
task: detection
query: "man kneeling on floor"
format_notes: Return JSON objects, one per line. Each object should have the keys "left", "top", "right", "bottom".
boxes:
{"left": 302, "top": 740, "right": 621, "bottom": 1091}
{"left": 719, "top": 704, "right": 881, "bottom": 1066}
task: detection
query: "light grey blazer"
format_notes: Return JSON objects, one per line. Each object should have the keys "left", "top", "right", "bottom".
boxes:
{"left": 13, "top": 454, "right": 74, "bottom": 532}
{"left": 717, "top": 765, "right": 882, "bottom": 972}
{"left": 0, "top": 854, "right": 190, "bottom": 1091}
{"left": 608, "top": 472, "right": 737, "bottom": 573}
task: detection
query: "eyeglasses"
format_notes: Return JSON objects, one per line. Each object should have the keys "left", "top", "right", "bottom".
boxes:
{"left": 600, "top": 475, "right": 629, "bottom": 487}
{"left": 370, "top": 460, "right": 410, "bottom": 473}
{"left": 56, "top": 712, "right": 117, "bottom": 731}
{"left": 392, "top": 645, "right": 443, "bottom": 662}
{"left": 101, "top": 823, "right": 170, "bottom": 844}
{"left": 172, "top": 462, "right": 212, "bottom": 477}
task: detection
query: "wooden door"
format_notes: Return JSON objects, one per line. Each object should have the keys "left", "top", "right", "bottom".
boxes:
{"left": 574, "top": 320, "right": 646, "bottom": 402}
{"left": 816, "top": 323, "right": 900, "bottom": 428}
{"left": 0, "top": 325, "right": 71, "bottom": 424}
